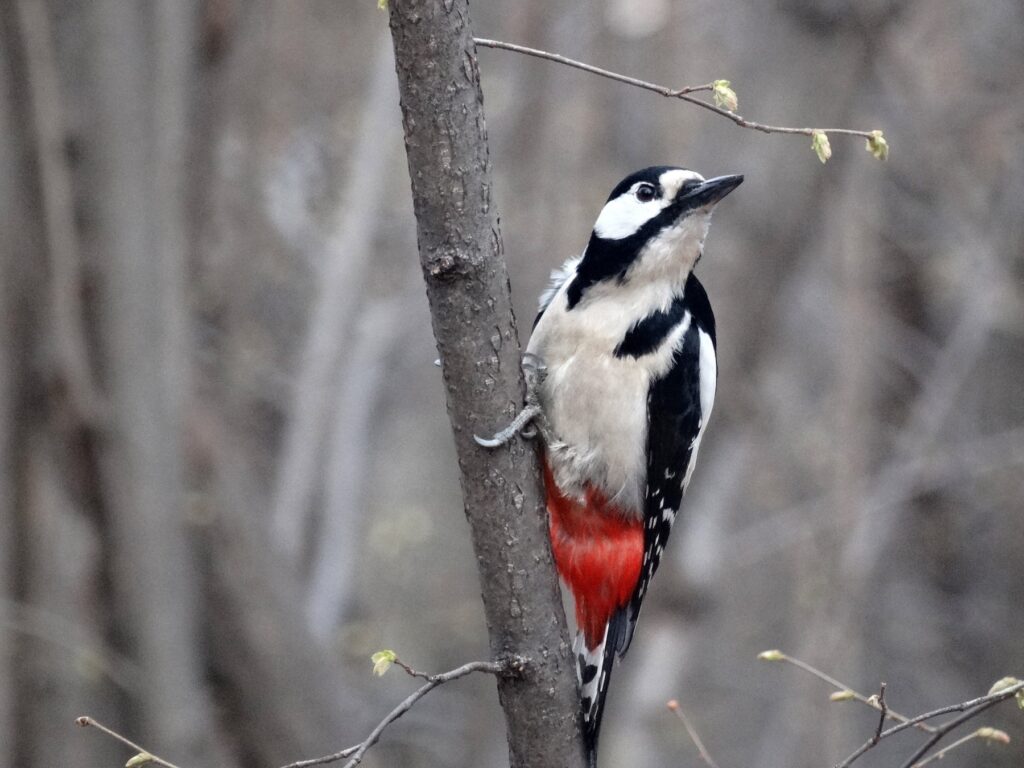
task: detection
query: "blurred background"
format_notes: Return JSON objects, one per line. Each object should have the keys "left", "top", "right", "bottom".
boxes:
{"left": 2, "top": 1, "right": 1023, "bottom": 766}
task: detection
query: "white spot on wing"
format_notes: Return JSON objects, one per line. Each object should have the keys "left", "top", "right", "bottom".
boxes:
{"left": 682, "top": 328, "right": 717, "bottom": 488}
{"left": 697, "top": 328, "right": 717, "bottom": 424}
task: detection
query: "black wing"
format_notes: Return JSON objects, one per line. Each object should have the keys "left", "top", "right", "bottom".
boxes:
{"left": 615, "top": 273, "right": 716, "bottom": 656}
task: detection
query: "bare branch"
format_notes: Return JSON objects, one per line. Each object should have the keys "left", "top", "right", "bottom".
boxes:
{"left": 75, "top": 717, "right": 183, "bottom": 768}
{"left": 836, "top": 683, "right": 890, "bottom": 767}
{"left": 667, "top": 699, "right": 722, "bottom": 768}
{"left": 279, "top": 658, "right": 513, "bottom": 768}
{"left": 474, "top": 37, "right": 714, "bottom": 98}
{"left": 759, "top": 652, "right": 1020, "bottom": 767}
{"left": 893, "top": 682, "right": 1024, "bottom": 768}
{"left": 834, "top": 680, "right": 1024, "bottom": 768}
{"left": 77, "top": 657, "right": 515, "bottom": 768}
{"left": 473, "top": 37, "right": 880, "bottom": 142}
{"left": 872, "top": 683, "right": 888, "bottom": 742}
{"left": 911, "top": 728, "right": 1009, "bottom": 768}
{"left": 761, "top": 650, "right": 933, "bottom": 732}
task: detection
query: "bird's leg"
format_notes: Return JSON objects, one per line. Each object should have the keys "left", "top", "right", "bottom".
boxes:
{"left": 474, "top": 353, "right": 552, "bottom": 448}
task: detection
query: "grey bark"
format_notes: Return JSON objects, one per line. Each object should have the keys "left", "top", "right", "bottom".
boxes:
{"left": 387, "top": 2, "right": 585, "bottom": 766}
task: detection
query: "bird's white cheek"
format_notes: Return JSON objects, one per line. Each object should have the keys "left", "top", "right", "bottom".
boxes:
{"left": 593, "top": 196, "right": 663, "bottom": 240}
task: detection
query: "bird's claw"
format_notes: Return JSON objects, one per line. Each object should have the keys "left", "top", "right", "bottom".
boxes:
{"left": 474, "top": 355, "right": 549, "bottom": 449}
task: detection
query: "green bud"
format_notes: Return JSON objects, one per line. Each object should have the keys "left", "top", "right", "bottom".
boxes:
{"left": 976, "top": 727, "right": 1010, "bottom": 744}
{"left": 830, "top": 690, "right": 856, "bottom": 702}
{"left": 712, "top": 80, "right": 738, "bottom": 112}
{"left": 865, "top": 130, "right": 889, "bottom": 161}
{"left": 811, "top": 131, "right": 832, "bottom": 164}
{"left": 371, "top": 649, "right": 397, "bottom": 677}
{"left": 988, "top": 676, "right": 1021, "bottom": 695}
{"left": 125, "top": 754, "right": 154, "bottom": 768}
{"left": 757, "top": 649, "right": 785, "bottom": 662}
{"left": 377, "top": 0, "right": 388, "bottom": 9}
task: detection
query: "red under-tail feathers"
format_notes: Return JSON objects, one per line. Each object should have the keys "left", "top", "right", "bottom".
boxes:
{"left": 544, "top": 460, "right": 644, "bottom": 648}
{"left": 543, "top": 458, "right": 643, "bottom": 765}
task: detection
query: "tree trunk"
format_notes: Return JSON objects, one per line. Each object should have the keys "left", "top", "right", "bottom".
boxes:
{"left": 387, "top": 2, "right": 585, "bottom": 766}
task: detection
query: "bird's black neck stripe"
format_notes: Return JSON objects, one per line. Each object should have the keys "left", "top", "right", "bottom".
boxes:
{"left": 567, "top": 196, "right": 695, "bottom": 310}
{"left": 614, "top": 293, "right": 687, "bottom": 359}
{"left": 613, "top": 272, "right": 715, "bottom": 358}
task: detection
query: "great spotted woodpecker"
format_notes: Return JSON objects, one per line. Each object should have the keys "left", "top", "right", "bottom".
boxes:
{"left": 479, "top": 166, "right": 741, "bottom": 766}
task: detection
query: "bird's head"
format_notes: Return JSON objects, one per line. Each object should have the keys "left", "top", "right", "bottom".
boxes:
{"left": 567, "top": 166, "right": 742, "bottom": 308}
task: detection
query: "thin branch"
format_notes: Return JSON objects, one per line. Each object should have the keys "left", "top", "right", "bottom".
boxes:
{"left": 667, "top": 700, "right": 721, "bottom": 768}
{"left": 474, "top": 37, "right": 713, "bottom": 98}
{"left": 895, "top": 684, "right": 1024, "bottom": 768}
{"left": 871, "top": 680, "right": 1022, "bottom": 745}
{"left": 872, "top": 683, "right": 888, "bottom": 742}
{"left": 279, "top": 658, "right": 514, "bottom": 768}
{"left": 833, "top": 680, "right": 1024, "bottom": 768}
{"left": 765, "top": 651, "right": 933, "bottom": 732}
{"left": 75, "top": 717, "right": 183, "bottom": 768}
{"left": 836, "top": 684, "right": 890, "bottom": 767}
{"left": 911, "top": 728, "right": 1008, "bottom": 768}
{"left": 473, "top": 37, "right": 879, "bottom": 140}
{"left": 77, "top": 657, "right": 517, "bottom": 768}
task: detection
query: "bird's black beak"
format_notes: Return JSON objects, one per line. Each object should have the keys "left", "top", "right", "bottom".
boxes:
{"left": 683, "top": 174, "right": 744, "bottom": 208}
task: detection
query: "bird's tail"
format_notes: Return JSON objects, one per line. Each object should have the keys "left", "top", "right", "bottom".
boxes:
{"left": 576, "top": 609, "right": 629, "bottom": 767}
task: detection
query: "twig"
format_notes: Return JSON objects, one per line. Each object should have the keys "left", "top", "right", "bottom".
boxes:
{"left": 75, "top": 716, "right": 183, "bottom": 768}
{"left": 473, "top": 37, "right": 879, "bottom": 140}
{"left": 911, "top": 728, "right": 1008, "bottom": 768}
{"left": 872, "top": 683, "right": 888, "bottom": 742}
{"left": 760, "top": 651, "right": 1021, "bottom": 768}
{"left": 279, "top": 658, "right": 514, "bottom": 768}
{"left": 895, "top": 684, "right": 1024, "bottom": 768}
{"left": 835, "top": 683, "right": 890, "bottom": 767}
{"left": 833, "top": 680, "right": 1024, "bottom": 768}
{"left": 474, "top": 37, "right": 713, "bottom": 98}
{"left": 667, "top": 700, "right": 721, "bottom": 768}
{"left": 77, "top": 657, "right": 517, "bottom": 768}
{"left": 764, "top": 651, "right": 932, "bottom": 732}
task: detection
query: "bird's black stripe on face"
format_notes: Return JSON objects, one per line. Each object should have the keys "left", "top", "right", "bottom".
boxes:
{"left": 614, "top": 293, "right": 688, "bottom": 358}
{"left": 567, "top": 210, "right": 685, "bottom": 309}
{"left": 567, "top": 171, "right": 701, "bottom": 310}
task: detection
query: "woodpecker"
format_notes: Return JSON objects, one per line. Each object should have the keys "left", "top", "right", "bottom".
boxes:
{"left": 480, "top": 166, "right": 741, "bottom": 766}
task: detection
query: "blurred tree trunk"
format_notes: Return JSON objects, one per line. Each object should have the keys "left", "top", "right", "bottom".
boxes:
{"left": 387, "top": 2, "right": 585, "bottom": 766}
{"left": 76, "top": 1, "right": 216, "bottom": 762}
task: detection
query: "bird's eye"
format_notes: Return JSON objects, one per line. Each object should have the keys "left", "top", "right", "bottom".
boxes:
{"left": 635, "top": 183, "right": 657, "bottom": 202}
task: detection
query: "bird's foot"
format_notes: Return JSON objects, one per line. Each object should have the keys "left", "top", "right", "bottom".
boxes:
{"left": 474, "top": 354, "right": 551, "bottom": 448}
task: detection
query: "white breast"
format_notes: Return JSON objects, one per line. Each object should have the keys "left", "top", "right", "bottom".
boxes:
{"left": 528, "top": 276, "right": 689, "bottom": 516}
